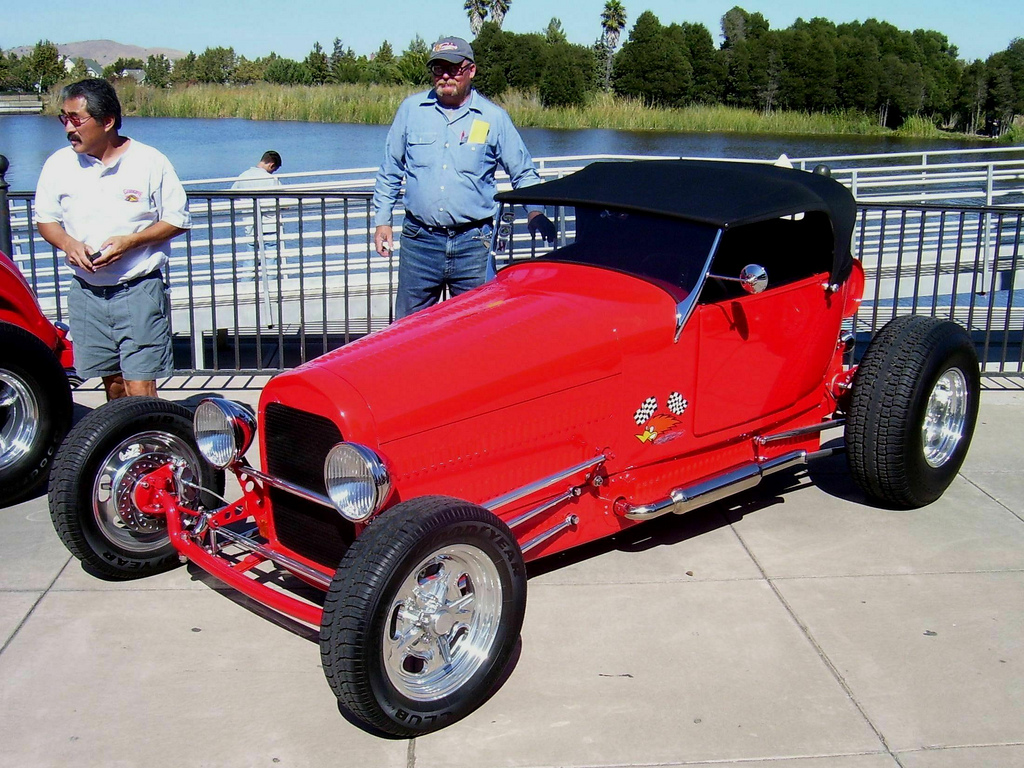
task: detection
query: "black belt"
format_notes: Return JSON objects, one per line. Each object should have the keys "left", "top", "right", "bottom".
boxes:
{"left": 75, "top": 270, "right": 162, "bottom": 297}
{"left": 404, "top": 212, "right": 492, "bottom": 236}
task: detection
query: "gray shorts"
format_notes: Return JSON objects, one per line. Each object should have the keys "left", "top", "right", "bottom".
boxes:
{"left": 68, "top": 271, "right": 173, "bottom": 381}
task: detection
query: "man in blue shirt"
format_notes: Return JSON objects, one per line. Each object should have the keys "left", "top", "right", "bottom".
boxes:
{"left": 372, "top": 36, "right": 556, "bottom": 318}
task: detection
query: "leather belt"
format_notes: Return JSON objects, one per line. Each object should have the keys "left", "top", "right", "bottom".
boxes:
{"left": 404, "top": 212, "right": 492, "bottom": 236}
{"left": 74, "top": 270, "right": 163, "bottom": 297}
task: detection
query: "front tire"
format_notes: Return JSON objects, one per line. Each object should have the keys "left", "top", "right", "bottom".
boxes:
{"left": 48, "top": 397, "right": 224, "bottom": 580}
{"left": 845, "top": 315, "right": 980, "bottom": 508}
{"left": 320, "top": 496, "right": 527, "bottom": 737}
{"left": 0, "top": 323, "right": 73, "bottom": 506}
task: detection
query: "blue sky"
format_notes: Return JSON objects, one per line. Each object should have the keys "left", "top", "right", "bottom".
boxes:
{"left": 3, "top": 0, "right": 1019, "bottom": 63}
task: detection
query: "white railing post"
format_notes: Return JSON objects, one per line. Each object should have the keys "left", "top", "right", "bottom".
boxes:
{"left": 980, "top": 163, "right": 994, "bottom": 296}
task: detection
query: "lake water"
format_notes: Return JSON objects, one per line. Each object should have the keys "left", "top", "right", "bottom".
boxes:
{"left": 0, "top": 114, "right": 991, "bottom": 193}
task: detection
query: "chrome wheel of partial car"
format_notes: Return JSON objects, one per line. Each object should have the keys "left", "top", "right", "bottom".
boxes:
{"left": 0, "top": 323, "right": 72, "bottom": 506}
{"left": 846, "top": 315, "right": 980, "bottom": 508}
{"left": 0, "top": 370, "right": 38, "bottom": 471}
{"left": 320, "top": 496, "right": 526, "bottom": 737}
{"left": 49, "top": 397, "right": 224, "bottom": 580}
{"left": 922, "top": 368, "right": 969, "bottom": 468}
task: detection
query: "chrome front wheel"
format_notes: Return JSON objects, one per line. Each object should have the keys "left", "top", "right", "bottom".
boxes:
{"left": 91, "top": 430, "right": 205, "bottom": 554}
{"left": 49, "top": 397, "right": 225, "bottom": 580}
{"left": 320, "top": 496, "right": 527, "bottom": 737}
{"left": 383, "top": 543, "right": 504, "bottom": 702}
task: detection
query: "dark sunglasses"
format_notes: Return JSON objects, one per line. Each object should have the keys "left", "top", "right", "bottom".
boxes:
{"left": 428, "top": 62, "right": 472, "bottom": 78}
{"left": 58, "top": 113, "right": 95, "bottom": 127}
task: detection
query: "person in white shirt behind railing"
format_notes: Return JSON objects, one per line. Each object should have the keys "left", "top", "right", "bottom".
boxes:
{"left": 231, "top": 150, "right": 283, "bottom": 278}
{"left": 34, "top": 78, "right": 189, "bottom": 400}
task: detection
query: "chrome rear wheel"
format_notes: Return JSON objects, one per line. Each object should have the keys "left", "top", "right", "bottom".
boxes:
{"left": 922, "top": 368, "right": 969, "bottom": 468}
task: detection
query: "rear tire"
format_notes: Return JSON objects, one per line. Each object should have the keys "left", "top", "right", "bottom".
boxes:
{"left": 845, "top": 315, "right": 980, "bottom": 508}
{"left": 48, "top": 397, "right": 224, "bottom": 579}
{"left": 320, "top": 496, "right": 527, "bottom": 737}
{"left": 0, "top": 322, "right": 72, "bottom": 506}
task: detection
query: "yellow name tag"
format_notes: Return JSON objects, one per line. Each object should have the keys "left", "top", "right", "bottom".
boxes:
{"left": 468, "top": 119, "right": 490, "bottom": 144}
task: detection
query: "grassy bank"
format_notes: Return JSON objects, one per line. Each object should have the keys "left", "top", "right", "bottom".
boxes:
{"left": 46, "top": 81, "right": 1009, "bottom": 141}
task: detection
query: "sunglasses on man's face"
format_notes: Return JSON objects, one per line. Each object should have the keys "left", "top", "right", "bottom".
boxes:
{"left": 429, "top": 62, "right": 472, "bottom": 78}
{"left": 58, "top": 113, "right": 95, "bottom": 127}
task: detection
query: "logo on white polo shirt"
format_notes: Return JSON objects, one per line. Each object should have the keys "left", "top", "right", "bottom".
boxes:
{"left": 123, "top": 188, "right": 141, "bottom": 203}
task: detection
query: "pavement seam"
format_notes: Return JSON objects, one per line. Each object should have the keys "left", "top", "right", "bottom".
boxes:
{"left": 406, "top": 737, "right": 416, "bottom": 767}
{"left": 0, "top": 554, "right": 72, "bottom": 657}
{"left": 959, "top": 472, "right": 1024, "bottom": 523}
{"left": 726, "top": 521, "right": 901, "bottom": 764}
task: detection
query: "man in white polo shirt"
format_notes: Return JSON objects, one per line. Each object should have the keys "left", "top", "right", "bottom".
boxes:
{"left": 35, "top": 78, "right": 190, "bottom": 400}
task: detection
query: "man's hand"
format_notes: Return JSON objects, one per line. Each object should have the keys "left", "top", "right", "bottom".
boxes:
{"left": 37, "top": 222, "right": 96, "bottom": 272}
{"left": 527, "top": 212, "right": 557, "bottom": 244}
{"left": 92, "top": 234, "right": 135, "bottom": 268}
{"left": 374, "top": 225, "right": 394, "bottom": 257}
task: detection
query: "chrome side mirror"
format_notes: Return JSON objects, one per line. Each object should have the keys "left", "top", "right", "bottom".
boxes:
{"left": 707, "top": 263, "right": 769, "bottom": 294}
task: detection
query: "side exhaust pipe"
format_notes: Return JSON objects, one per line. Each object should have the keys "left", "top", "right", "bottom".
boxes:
{"left": 617, "top": 450, "right": 811, "bottom": 521}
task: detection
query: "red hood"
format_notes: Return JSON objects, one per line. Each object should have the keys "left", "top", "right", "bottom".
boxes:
{"left": 265, "top": 262, "right": 676, "bottom": 444}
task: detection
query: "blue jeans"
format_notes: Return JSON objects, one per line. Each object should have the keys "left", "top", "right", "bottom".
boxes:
{"left": 395, "top": 218, "right": 494, "bottom": 318}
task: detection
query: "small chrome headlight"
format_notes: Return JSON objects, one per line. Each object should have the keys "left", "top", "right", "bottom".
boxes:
{"left": 194, "top": 398, "right": 256, "bottom": 469}
{"left": 324, "top": 443, "right": 392, "bottom": 522}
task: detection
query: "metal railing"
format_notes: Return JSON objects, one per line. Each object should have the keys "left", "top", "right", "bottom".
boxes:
{"left": 2, "top": 150, "right": 1022, "bottom": 377}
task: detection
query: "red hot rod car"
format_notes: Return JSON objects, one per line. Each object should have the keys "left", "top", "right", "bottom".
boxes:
{"left": 1, "top": 249, "right": 73, "bottom": 505}
{"left": 49, "top": 160, "right": 979, "bottom": 736}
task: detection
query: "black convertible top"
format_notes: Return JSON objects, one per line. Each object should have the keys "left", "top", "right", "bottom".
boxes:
{"left": 497, "top": 159, "right": 857, "bottom": 283}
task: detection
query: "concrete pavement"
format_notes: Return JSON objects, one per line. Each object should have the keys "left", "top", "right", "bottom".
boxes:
{"left": 2, "top": 378, "right": 1022, "bottom": 768}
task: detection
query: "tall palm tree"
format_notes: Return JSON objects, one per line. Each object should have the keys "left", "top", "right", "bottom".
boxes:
{"left": 465, "top": 0, "right": 489, "bottom": 37}
{"left": 490, "top": 0, "right": 510, "bottom": 28}
{"left": 601, "top": 0, "right": 627, "bottom": 90}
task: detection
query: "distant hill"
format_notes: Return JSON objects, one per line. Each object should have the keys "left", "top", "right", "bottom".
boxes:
{"left": 5, "top": 39, "right": 188, "bottom": 66}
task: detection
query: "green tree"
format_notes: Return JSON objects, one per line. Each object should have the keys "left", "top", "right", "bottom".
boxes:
{"left": 613, "top": 11, "right": 692, "bottom": 107}
{"left": 365, "top": 41, "right": 401, "bottom": 84}
{"left": 987, "top": 39, "right": 1024, "bottom": 134}
{"left": 545, "top": 18, "right": 567, "bottom": 45}
{"left": 171, "top": 52, "right": 199, "bottom": 84}
{"left": 29, "top": 40, "right": 65, "bottom": 92}
{"left": 465, "top": 0, "right": 488, "bottom": 37}
{"left": 472, "top": 22, "right": 512, "bottom": 97}
{"left": 195, "top": 46, "right": 236, "bottom": 84}
{"left": 507, "top": 32, "right": 547, "bottom": 91}
{"left": 144, "top": 55, "right": 171, "bottom": 88}
{"left": 490, "top": 0, "right": 511, "bottom": 28}
{"left": 600, "top": 0, "right": 627, "bottom": 90}
{"left": 721, "top": 7, "right": 769, "bottom": 49}
{"left": 103, "top": 56, "right": 144, "bottom": 80}
{"left": 540, "top": 42, "right": 587, "bottom": 107}
{"left": 672, "top": 22, "right": 724, "bottom": 104}
{"left": 263, "top": 54, "right": 310, "bottom": 85}
{"left": 721, "top": 8, "right": 771, "bottom": 108}
{"left": 329, "top": 39, "right": 362, "bottom": 83}
{"left": 0, "top": 52, "right": 11, "bottom": 90}
{"left": 779, "top": 22, "right": 838, "bottom": 111}
{"left": 955, "top": 60, "right": 987, "bottom": 134}
{"left": 232, "top": 55, "right": 265, "bottom": 84}
{"left": 835, "top": 33, "right": 881, "bottom": 112}
{"left": 398, "top": 35, "right": 431, "bottom": 86}
{"left": 305, "top": 42, "right": 330, "bottom": 85}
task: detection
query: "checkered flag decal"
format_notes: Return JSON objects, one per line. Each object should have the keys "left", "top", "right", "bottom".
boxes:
{"left": 667, "top": 391, "right": 688, "bottom": 414}
{"left": 634, "top": 397, "right": 658, "bottom": 425}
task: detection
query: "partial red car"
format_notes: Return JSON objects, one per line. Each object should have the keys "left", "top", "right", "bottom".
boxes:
{"left": 1, "top": 250, "right": 74, "bottom": 505}
{"left": 49, "top": 160, "right": 979, "bottom": 736}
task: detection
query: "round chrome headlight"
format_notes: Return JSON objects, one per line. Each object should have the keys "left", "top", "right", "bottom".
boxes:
{"left": 324, "top": 443, "right": 392, "bottom": 522}
{"left": 194, "top": 398, "right": 256, "bottom": 469}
